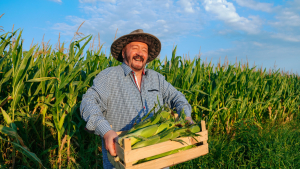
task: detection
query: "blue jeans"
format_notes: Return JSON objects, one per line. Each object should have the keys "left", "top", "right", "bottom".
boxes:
{"left": 102, "top": 138, "right": 169, "bottom": 169}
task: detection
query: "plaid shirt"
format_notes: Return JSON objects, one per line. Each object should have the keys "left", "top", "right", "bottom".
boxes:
{"left": 80, "top": 63, "right": 191, "bottom": 169}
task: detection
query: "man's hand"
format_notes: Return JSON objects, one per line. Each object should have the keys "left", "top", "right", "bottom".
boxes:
{"left": 185, "top": 117, "right": 195, "bottom": 124}
{"left": 103, "top": 130, "right": 118, "bottom": 156}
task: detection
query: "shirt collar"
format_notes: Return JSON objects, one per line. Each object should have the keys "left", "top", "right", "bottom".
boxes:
{"left": 121, "top": 62, "right": 148, "bottom": 76}
{"left": 121, "top": 63, "right": 132, "bottom": 76}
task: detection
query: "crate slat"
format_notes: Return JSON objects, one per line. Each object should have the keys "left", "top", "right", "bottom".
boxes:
{"left": 109, "top": 143, "right": 209, "bottom": 169}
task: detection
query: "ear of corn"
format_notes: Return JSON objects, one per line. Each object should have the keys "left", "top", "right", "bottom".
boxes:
{"left": 131, "top": 123, "right": 200, "bottom": 149}
{"left": 155, "top": 121, "right": 175, "bottom": 134}
{"left": 118, "top": 119, "right": 177, "bottom": 146}
{"left": 128, "top": 109, "right": 172, "bottom": 133}
{"left": 131, "top": 135, "right": 161, "bottom": 150}
{"left": 186, "top": 125, "right": 201, "bottom": 133}
{"left": 118, "top": 124, "right": 159, "bottom": 146}
{"left": 118, "top": 107, "right": 185, "bottom": 147}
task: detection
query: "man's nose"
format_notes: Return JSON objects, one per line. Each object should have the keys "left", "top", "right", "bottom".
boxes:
{"left": 137, "top": 49, "right": 143, "bottom": 56}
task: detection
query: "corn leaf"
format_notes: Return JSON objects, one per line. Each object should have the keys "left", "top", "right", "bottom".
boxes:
{"left": 0, "top": 136, "right": 45, "bottom": 168}
{"left": 27, "top": 77, "right": 57, "bottom": 82}
{"left": 0, "top": 107, "right": 12, "bottom": 125}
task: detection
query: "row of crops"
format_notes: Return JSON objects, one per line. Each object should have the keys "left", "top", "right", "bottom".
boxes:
{"left": 1, "top": 30, "right": 300, "bottom": 168}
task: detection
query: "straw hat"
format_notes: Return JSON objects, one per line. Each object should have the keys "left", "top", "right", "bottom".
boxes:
{"left": 111, "top": 29, "right": 161, "bottom": 63}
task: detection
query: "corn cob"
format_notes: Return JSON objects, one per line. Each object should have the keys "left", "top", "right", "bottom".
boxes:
{"left": 118, "top": 120, "right": 175, "bottom": 146}
{"left": 118, "top": 106, "right": 199, "bottom": 149}
{"left": 128, "top": 109, "right": 172, "bottom": 134}
{"left": 131, "top": 124, "right": 200, "bottom": 149}
{"left": 118, "top": 106, "right": 172, "bottom": 146}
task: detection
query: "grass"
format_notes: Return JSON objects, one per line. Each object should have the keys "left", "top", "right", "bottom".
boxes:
{"left": 172, "top": 117, "right": 300, "bottom": 168}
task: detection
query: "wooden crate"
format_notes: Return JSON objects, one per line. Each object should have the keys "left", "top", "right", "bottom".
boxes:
{"left": 107, "top": 120, "right": 209, "bottom": 169}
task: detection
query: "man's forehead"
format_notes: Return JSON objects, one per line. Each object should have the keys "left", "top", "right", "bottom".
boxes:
{"left": 126, "top": 41, "right": 148, "bottom": 48}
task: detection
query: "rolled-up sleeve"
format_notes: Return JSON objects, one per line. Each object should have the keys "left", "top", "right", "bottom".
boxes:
{"left": 80, "top": 71, "right": 112, "bottom": 137}
{"left": 160, "top": 76, "right": 192, "bottom": 117}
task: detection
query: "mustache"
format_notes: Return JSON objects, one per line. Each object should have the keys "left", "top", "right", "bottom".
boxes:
{"left": 133, "top": 55, "right": 144, "bottom": 61}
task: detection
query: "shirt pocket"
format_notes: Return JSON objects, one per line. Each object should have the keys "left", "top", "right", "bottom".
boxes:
{"left": 147, "top": 86, "right": 163, "bottom": 107}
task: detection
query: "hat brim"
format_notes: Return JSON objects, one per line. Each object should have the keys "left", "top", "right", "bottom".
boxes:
{"left": 111, "top": 32, "right": 161, "bottom": 63}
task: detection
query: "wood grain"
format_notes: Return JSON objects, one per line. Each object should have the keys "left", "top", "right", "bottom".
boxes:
{"left": 115, "top": 143, "right": 209, "bottom": 169}
{"left": 201, "top": 120, "right": 208, "bottom": 144}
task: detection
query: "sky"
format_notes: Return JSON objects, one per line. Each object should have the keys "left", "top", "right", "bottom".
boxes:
{"left": 1, "top": 0, "right": 300, "bottom": 74}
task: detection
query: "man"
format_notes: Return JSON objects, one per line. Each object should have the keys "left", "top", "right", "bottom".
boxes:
{"left": 80, "top": 29, "right": 193, "bottom": 169}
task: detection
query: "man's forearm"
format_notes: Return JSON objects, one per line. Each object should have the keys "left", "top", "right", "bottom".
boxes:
{"left": 161, "top": 77, "right": 192, "bottom": 117}
{"left": 80, "top": 87, "right": 112, "bottom": 137}
{"left": 172, "top": 94, "right": 192, "bottom": 117}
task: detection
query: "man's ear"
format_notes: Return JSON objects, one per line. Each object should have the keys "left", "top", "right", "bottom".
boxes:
{"left": 122, "top": 48, "right": 125, "bottom": 59}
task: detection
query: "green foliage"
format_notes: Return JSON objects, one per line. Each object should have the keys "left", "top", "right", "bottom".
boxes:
{"left": 0, "top": 29, "right": 299, "bottom": 168}
{"left": 172, "top": 117, "right": 300, "bottom": 168}
{"left": 0, "top": 30, "right": 119, "bottom": 168}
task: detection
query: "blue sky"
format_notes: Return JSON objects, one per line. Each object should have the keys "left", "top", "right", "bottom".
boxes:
{"left": 1, "top": 0, "right": 300, "bottom": 74}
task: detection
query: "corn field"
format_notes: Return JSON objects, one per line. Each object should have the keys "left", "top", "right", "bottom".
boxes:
{"left": 0, "top": 29, "right": 300, "bottom": 168}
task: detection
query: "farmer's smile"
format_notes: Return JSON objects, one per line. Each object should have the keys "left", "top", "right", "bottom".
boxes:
{"left": 133, "top": 55, "right": 144, "bottom": 62}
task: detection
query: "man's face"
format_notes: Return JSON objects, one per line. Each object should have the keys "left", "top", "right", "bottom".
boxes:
{"left": 122, "top": 41, "right": 148, "bottom": 72}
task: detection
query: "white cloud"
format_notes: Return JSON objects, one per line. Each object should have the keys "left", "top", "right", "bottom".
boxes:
{"left": 51, "top": 0, "right": 203, "bottom": 48}
{"left": 130, "top": 10, "right": 140, "bottom": 15}
{"left": 267, "top": 3, "right": 300, "bottom": 43}
{"left": 253, "top": 41, "right": 263, "bottom": 47}
{"left": 165, "top": 3, "right": 170, "bottom": 8}
{"left": 141, "top": 23, "right": 150, "bottom": 30}
{"left": 49, "top": 0, "right": 62, "bottom": 3}
{"left": 271, "top": 33, "right": 300, "bottom": 42}
{"left": 52, "top": 22, "right": 78, "bottom": 36}
{"left": 287, "top": 0, "right": 300, "bottom": 11}
{"left": 79, "top": 0, "right": 116, "bottom": 3}
{"left": 157, "top": 20, "right": 166, "bottom": 24}
{"left": 47, "top": 0, "right": 300, "bottom": 74}
{"left": 234, "top": 0, "right": 273, "bottom": 12}
{"left": 178, "top": 0, "right": 195, "bottom": 13}
{"left": 270, "top": 10, "right": 300, "bottom": 27}
{"left": 203, "top": 0, "right": 262, "bottom": 34}
{"left": 164, "top": 0, "right": 173, "bottom": 9}
{"left": 203, "top": 37, "right": 300, "bottom": 73}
